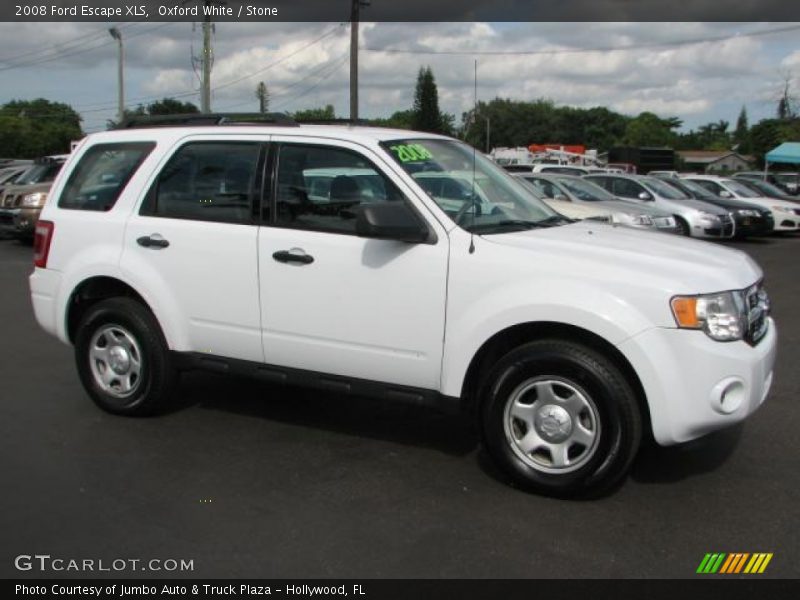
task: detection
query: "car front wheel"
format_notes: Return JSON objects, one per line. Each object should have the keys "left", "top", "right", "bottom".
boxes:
{"left": 480, "top": 339, "right": 642, "bottom": 497}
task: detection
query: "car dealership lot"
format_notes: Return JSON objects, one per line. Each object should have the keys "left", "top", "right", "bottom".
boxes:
{"left": 1, "top": 234, "right": 798, "bottom": 579}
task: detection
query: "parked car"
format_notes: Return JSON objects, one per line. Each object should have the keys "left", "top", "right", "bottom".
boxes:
{"left": 30, "top": 118, "right": 776, "bottom": 497}
{"left": 734, "top": 177, "right": 800, "bottom": 202}
{"left": 772, "top": 172, "right": 799, "bottom": 195}
{"left": 515, "top": 172, "right": 678, "bottom": 233}
{"left": 732, "top": 171, "right": 793, "bottom": 194}
{"left": 583, "top": 173, "right": 734, "bottom": 238}
{"left": 0, "top": 164, "right": 31, "bottom": 204}
{"left": 0, "top": 155, "right": 67, "bottom": 239}
{"left": 530, "top": 164, "right": 592, "bottom": 176}
{"left": 653, "top": 176, "right": 774, "bottom": 238}
{"left": 683, "top": 175, "right": 800, "bottom": 233}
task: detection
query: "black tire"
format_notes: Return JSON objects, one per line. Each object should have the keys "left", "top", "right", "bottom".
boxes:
{"left": 480, "top": 339, "right": 642, "bottom": 498}
{"left": 74, "top": 297, "right": 176, "bottom": 416}
{"left": 674, "top": 216, "right": 691, "bottom": 237}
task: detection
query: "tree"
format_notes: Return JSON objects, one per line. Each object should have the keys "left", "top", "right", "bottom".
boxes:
{"left": 412, "top": 66, "right": 452, "bottom": 135}
{"left": 255, "top": 82, "right": 270, "bottom": 114}
{"left": 0, "top": 98, "right": 83, "bottom": 158}
{"left": 292, "top": 105, "right": 335, "bottom": 122}
{"left": 777, "top": 71, "right": 797, "bottom": 120}
{"left": 733, "top": 105, "right": 749, "bottom": 152}
{"left": 622, "top": 112, "right": 679, "bottom": 147}
{"left": 146, "top": 98, "right": 199, "bottom": 115}
{"left": 370, "top": 109, "right": 415, "bottom": 129}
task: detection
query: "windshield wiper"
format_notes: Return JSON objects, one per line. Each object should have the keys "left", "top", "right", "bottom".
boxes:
{"left": 467, "top": 219, "right": 558, "bottom": 234}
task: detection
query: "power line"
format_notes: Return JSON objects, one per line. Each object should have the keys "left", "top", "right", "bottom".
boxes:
{"left": 0, "top": 22, "right": 175, "bottom": 72}
{"left": 362, "top": 23, "right": 800, "bottom": 56}
{"left": 70, "top": 22, "right": 346, "bottom": 113}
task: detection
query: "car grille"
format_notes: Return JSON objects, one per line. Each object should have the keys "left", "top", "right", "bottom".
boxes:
{"left": 744, "top": 283, "right": 769, "bottom": 346}
{"left": 12, "top": 194, "right": 23, "bottom": 208}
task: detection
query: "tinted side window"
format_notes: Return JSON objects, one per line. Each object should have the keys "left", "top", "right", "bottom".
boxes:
{"left": 612, "top": 178, "right": 645, "bottom": 198}
{"left": 274, "top": 144, "right": 406, "bottom": 235}
{"left": 145, "top": 142, "right": 260, "bottom": 224}
{"left": 585, "top": 177, "right": 611, "bottom": 192}
{"left": 60, "top": 143, "right": 153, "bottom": 211}
{"left": 690, "top": 179, "right": 722, "bottom": 195}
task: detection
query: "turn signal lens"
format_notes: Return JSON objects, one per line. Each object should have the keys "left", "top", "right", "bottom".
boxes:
{"left": 671, "top": 297, "right": 699, "bottom": 328}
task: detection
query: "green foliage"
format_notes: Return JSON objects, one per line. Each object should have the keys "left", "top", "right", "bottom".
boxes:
{"left": 369, "top": 110, "right": 415, "bottom": 129}
{"left": 292, "top": 104, "right": 335, "bottom": 122}
{"left": 622, "top": 112, "right": 679, "bottom": 147}
{"left": 147, "top": 98, "right": 200, "bottom": 115}
{"left": 0, "top": 98, "right": 83, "bottom": 158}
{"left": 748, "top": 117, "right": 800, "bottom": 165}
{"left": 412, "top": 67, "right": 453, "bottom": 135}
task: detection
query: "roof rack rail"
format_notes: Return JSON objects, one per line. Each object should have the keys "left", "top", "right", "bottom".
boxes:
{"left": 115, "top": 112, "right": 299, "bottom": 129}
{"left": 293, "top": 118, "right": 372, "bottom": 126}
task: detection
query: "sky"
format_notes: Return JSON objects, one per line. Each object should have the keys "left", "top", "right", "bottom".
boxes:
{"left": 0, "top": 21, "right": 798, "bottom": 139}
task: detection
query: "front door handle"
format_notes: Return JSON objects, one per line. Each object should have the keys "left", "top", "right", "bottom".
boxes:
{"left": 272, "top": 249, "right": 314, "bottom": 265}
{"left": 137, "top": 234, "right": 170, "bottom": 249}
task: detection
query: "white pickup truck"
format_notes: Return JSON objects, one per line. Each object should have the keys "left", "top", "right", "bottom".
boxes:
{"left": 29, "top": 117, "right": 776, "bottom": 497}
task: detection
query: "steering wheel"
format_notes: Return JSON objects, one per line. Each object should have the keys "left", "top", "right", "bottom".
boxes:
{"left": 454, "top": 194, "right": 483, "bottom": 225}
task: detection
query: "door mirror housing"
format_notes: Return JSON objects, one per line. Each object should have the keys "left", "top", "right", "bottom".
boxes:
{"left": 355, "top": 202, "right": 432, "bottom": 243}
{"left": 638, "top": 191, "right": 653, "bottom": 201}
{"left": 553, "top": 194, "right": 569, "bottom": 202}
{"left": 719, "top": 190, "right": 732, "bottom": 198}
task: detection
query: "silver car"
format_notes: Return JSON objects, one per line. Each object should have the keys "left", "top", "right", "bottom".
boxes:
{"left": 518, "top": 173, "right": 679, "bottom": 233}
{"left": 584, "top": 174, "right": 734, "bottom": 238}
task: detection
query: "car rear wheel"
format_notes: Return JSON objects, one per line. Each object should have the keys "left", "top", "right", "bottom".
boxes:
{"left": 75, "top": 297, "right": 176, "bottom": 416}
{"left": 480, "top": 339, "right": 642, "bottom": 497}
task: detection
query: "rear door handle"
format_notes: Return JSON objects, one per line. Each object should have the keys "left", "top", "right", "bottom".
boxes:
{"left": 137, "top": 234, "right": 170, "bottom": 249}
{"left": 272, "top": 249, "right": 314, "bottom": 265}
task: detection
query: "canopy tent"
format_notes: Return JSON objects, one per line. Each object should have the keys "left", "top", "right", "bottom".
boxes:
{"left": 765, "top": 142, "right": 800, "bottom": 165}
{"left": 764, "top": 142, "right": 800, "bottom": 186}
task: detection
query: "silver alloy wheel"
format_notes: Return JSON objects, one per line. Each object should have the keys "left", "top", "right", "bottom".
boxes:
{"left": 503, "top": 376, "right": 601, "bottom": 474}
{"left": 88, "top": 324, "right": 143, "bottom": 399}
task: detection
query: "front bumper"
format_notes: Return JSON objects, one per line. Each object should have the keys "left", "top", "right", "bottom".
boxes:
{"left": 617, "top": 318, "right": 777, "bottom": 446}
{"left": 11, "top": 207, "right": 41, "bottom": 237}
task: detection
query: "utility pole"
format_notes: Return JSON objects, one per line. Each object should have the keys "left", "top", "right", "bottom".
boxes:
{"left": 350, "top": 0, "right": 369, "bottom": 121}
{"left": 255, "top": 81, "right": 269, "bottom": 114}
{"left": 201, "top": 2, "right": 213, "bottom": 113}
{"left": 108, "top": 28, "right": 124, "bottom": 123}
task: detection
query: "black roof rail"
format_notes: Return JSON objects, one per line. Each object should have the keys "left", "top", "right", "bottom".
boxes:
{"left": 115, "top": 112, "right": 299, "bottom": 129}
{"left": 292, "top": 118, "right": 372, "bottom": 126}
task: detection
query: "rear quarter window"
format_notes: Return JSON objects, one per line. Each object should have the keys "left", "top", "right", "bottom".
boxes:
{"left": 59, "top": 142, "right": 155, "bottom": 211}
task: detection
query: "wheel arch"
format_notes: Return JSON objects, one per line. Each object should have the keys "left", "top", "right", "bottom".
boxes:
{"left": 66, "top": 276, "right": 155, "bottom": 345}
{"left": 459, "top": 321, "right": 652, "bottom": 438}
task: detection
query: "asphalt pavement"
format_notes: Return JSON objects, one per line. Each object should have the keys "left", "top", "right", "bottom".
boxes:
{"left": 1, "top": 233, "right": 798, "bottom": 578}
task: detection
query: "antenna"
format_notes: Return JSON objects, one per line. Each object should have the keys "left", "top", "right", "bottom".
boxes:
{"left": 469, "top": 59, "right": 477, "bottom": 254}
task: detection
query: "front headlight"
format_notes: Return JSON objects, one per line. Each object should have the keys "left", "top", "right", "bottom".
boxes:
{"left": 697, "top": 210, "right": 721, "bottom": 223}
{"left": 736, "top": 209, "right": 759, "bottom": 217}
{"left": 771, "top": 205, "right": 789, "bottom": 213}
{"left": 21, "top": 192, "right": 47, "bottom": 207}
{"left": 632, "top": 213, "right": 653, "bottom": 226}
{"left": 671, "top": 291, "right": 746, "bottom": 341}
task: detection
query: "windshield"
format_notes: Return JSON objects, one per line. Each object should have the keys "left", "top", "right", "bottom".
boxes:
{"left": 556, "top": 177, "right": 615, "bottom": 202}
{"left": 383, "top": 139, "right": 562, "bottom": 233}
{"left": 672, "top": 178, "right": 717, "bottom": 200}
{"left": 641, "top": 176, "right": 691, "bottom": 199}
{"left": 15, "top": 162, "right": 63, "bottom": 185}
{"left": 722, "top": 179, "right": 760, "bottom": 198}
{"left": 743, "top": 179, "right": 787, "bottom": 197}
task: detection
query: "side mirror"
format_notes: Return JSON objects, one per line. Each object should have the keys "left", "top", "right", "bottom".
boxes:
{"left": 553, "top": 194, "right": 569, "bottom": 202}
{"left": 638, "top": 192, "right": 653, "bottom": 201}
{"left": 719, "top": 190, "right": 732, "bottom": 198}
{"left": 355, "top": 202, "right": 431, "bottom": 243}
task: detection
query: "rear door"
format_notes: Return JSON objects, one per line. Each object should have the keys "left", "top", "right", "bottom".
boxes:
{"left": 121, "top": 136, "right": 267, "bottom": 362}
{"left": 257, "top": 137, "right": 449, "bottom": 390}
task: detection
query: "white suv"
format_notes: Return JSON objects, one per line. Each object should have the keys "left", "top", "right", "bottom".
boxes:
{"left": 29, "top": 117, "right": 777, "bottom": 497}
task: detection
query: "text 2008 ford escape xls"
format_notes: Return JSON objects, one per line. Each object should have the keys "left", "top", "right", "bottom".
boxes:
{"left": 29, "top": 117, "right": 776, "bottom": 497}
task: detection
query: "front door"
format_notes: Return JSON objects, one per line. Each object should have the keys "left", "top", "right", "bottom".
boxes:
{"left": 257, "top": 138, "right": 449, "bottom": 390}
